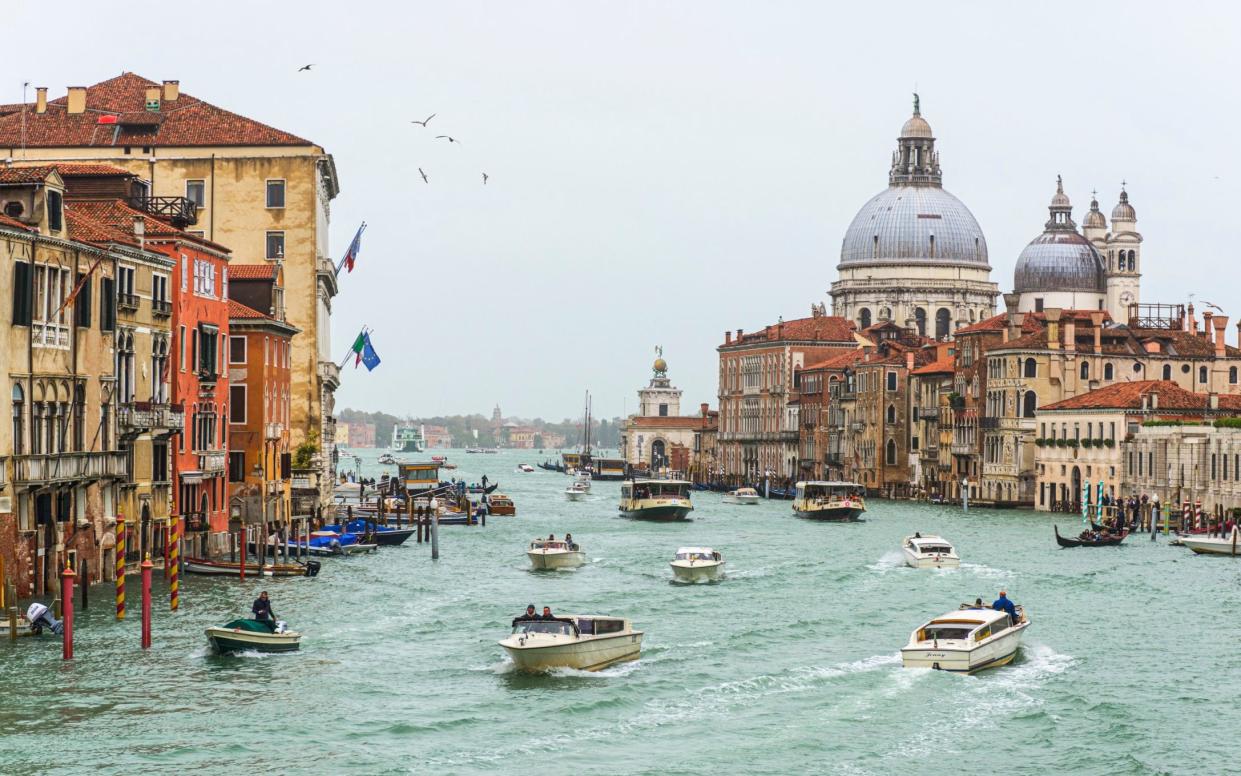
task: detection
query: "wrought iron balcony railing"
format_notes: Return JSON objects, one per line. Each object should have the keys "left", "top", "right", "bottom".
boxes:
{"left": 152, "top": 298, "right": 172, "bottom": 316}
{"left": 128, "top": 195, "right": 199, "bottom": 228}
{"left": 117, "top": 293, "right": 140, "bottom": 312}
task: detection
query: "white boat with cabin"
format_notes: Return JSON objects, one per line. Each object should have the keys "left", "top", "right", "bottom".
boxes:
{"left": 527, "top": 538, "right": 585, "bottom": 569}
{"left": 619, "top": 479, "right": 693, "bottom": 521}
{"left": 500, "top": 614, "right": 643, "bottom": 671}
{"left": 564, "top": 482, "right": 589, "bottom": 501}
{"left": 901, "top": 603, "right": 1030, "bottom": 674}
{"left": 670, "top": 547, "right": 724, "bottom": 582}
{"left": 902, "top": 534, "right": 960, "bottom": 568}
{"left": 574, "top": 470, "right": 592, "bottom": 491}
{"left": 792, "top": 481, "right": 866, "bottom": 521}
{"left": 1179, "top": 527, "right": 1241, "bottom": 556}
{"left": 722, "top": 487, "right": 760, "bottom": 505}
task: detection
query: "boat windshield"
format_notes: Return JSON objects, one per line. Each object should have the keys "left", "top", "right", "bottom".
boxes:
{"left": 633, "top": 482, "right": 689, "bottom": 498}
{"left": 512, "top": 620, "right": 575, "bottom": 636}
{"left": 918, "top": 544, "right": 953, "bottom": 554}
{"left": 532, "top": 541, "right": 568, "bottom": 550}
{"left": 799, "top": 483, "right": 862, "bottom": 501}
{"left": 675, "top": 551, "right": 715, "bottom": 561}
{"left": 921, "top": 625, "right": 974, "bottom": 641}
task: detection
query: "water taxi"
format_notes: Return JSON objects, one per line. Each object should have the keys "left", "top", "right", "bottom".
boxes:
{"left": 901, "top": 603, "right": 1030, "bottom": 674}
{"left": 564, "top": 482, "right": 589, "bottom": 501}
{"left": 206, "top": 619, "right": 301, "bottom": 654}
{"left": 592, "top": 457, "right": 628, "bottom": 481}
{"left": 902, "top": 534, "right": 960, "bottom": 568}
{"left": 517, "top": 464, "right": 535, "bottom": 473}
{"left": 377, "top": 453, "right": 397, "bottom": 465}
{"left": 527, "top": 538, "right": 585, "bottom": 569}
{"left": 722, "top": 487, "right": 760, "bottom": 505}
{"left": 574, "top": 470, "right": 592, "bottom": 491}
{"left": 670, "top": 547, "right": 724, "bottom": 582}
{"left": 619, "top": 479, "right": 693, "bottom": 521}
{"left": 500, "top": 614, "right": 642, "bottom": 671}
{"left": 488, "top": 493, "right": 517, "bottom": 516}
{"left": 1179, "top": 526, "right": 1241, "bottom": 556}
{"left": 792, "top": 481, "right": 865, "bottom": 521}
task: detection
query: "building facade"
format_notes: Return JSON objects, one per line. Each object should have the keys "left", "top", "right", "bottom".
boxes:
{"left": 621, "top": 356, "right": 715, "bottom": 475}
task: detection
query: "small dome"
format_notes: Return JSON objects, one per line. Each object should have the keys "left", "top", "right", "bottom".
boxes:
{"left": 1050, "top": 175, "right": 1071, "bottom": 208}
{"left": 1112, "top": 189, "right": 1136, "bottom": 221}
{"left": 1083, "top": 195, "right": 1106, "bottom": 229}
{"left": 900, "top": 114, "right": 933, "bottom": 139}
{"left": 653, "top": 358, "right": 668, "bottom": 373}
{"left": 1014, "top": 231, "right": 1106, "bottom": 293}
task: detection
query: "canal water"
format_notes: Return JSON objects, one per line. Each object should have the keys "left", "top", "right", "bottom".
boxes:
{"left": 2, "top": 448, "right": 1238, "bottom": 775}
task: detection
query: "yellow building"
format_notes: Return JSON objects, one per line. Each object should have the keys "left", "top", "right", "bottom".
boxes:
{"left": 0, "top": 74, "right": 341, "bottom": 507}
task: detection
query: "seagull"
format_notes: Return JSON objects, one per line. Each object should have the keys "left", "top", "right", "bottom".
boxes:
{"left": 418, "top": 168, "right": 429, "bottom": 184}
{"left": 411, "top": 113, "right": 437, "bottom": 127}
{"left": 1203, "top": 301, "right": 1224, "bottom": 313}
{"left": 297, "top": 64, "right": 314, "bottom": 72}
{"left": 435, "top": 135, "right": 461, "bottom": 145}
{"left": 482, "top": 172, "right": 489, "bottom": 185}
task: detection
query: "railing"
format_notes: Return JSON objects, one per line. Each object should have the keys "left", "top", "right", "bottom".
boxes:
{"left": 129, "top": 195, "right": 198, "bottom": 228}
{"left": 34, "top": 322, "right": 70, "bottom": 349}
{"left": 980, "top": 417, "right": 1001, "bottom": 429}
{"left": 196, "top": 368, "right": 218, "bottom": 384}
{"left": 951, "top": 443, "right": 974, "bottom": 456}
{"left": 118, "top": 402, "right": 185, "bottom": 432}
{"left": 152, "top": 298, "right": 172, "bottom": 316}
{"left": 117, "top": 293, "right": 140, "bottom": 312}
{"left": 13, "top": 451, "right": 128, "bottom": 483}
{"left": 319, "top": 360, "right": 340, "bottom": 389}
{"left": 198, "top": 450, "right": 227, "bottom": 474}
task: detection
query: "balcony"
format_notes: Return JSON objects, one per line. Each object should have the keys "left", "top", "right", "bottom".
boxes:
{"left": 117, "top": 293, "right": 140, "bottom": 312}
{"left": 316, "top": 256, "right": 339, "bottom": 298}
{"left": 13, "top": 451, "right": 129, "bottom": 484}
{"left": 265, "top": 422, "right": 284, "bottom": 441}
{"left": 980, "top": 417, "right": 1001, "bottom": 430}
{"left": 118, "top": 401, "right": 184, "bottom": 434}
{"left": 129, "top": 195, "right": 198, "bottom": 228}
{"left": 199, "top": 450, "right": 227, "bottom": 475}
{"left": 319, "top": 360, "right": 340, "bottom": 390}
{"left": 951, "top": 443, "right": 974, "bottom": 456}
{"left": 152, "top": 298, "right": 172, "bottom": 317}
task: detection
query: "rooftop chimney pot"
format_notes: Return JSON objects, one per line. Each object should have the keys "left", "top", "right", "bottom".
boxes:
{"left": 35, "top": 87, "right": 47, "bottom": 114}
{"left": 162, "top": 80, "right": 180, "bottom": 101}
{"left": 66, "top": 86, "right": 86, "bottom": 114}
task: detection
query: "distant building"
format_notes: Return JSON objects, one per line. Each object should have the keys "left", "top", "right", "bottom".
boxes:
{"left": 347, "top": 423, "right": 376, "bottom": 448}
{"left": 621, "top": 354, "right": 717, "bottom": 477}
{"left": 504, "top": 424, "right": 537, "bottom": 449}
{"left": 536, "top": 430, "right": 567, "bottom": 449}
{"left": 422, "top": 424, "right": 453, "bottom": 448}
{"left": 334, "top": 423, "right": 350, "bottom": 446}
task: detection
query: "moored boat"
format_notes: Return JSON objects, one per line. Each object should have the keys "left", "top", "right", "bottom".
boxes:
{"left": 901, "top": 603, "right": 1029, "bottom": 674}
{"left": 1054, "top": 525, "right": 1128, "bottom": 548}
{"left": 792, "top": 481, "right": 866, "bottom": 521}
{"left": 377, "top": 453, "right": 397, "bottom": 465}
{"left": 500, "top": 614, "right": 642, "bottom": 671}
{"left": 902, "top": 534, "right": 960, "bottom": 568}
{"left": 1178, "top": 527, "right": 1241, "bottom": 556}
{"left": 184, "top": 557, "right": 319, "bottom": 577}
{"left": 336, "top": 519, "right": 415, "bottom": 546}
{"left": 722, "top": 487, "right": 760, "bottom": 505}
{"left": 488, "top": 493, "right": 517, "bottom": 516}
{"left": 307, "top": 529, "right": 379, "bottom": 554}
{"left": 206, "top": 619, "right": 301, "bottom": 654}
{"left": 669, "top": 547, "right": 724, "bottom": 582}
{"left": 527, "top": 538, "right": 585, "bottom": 569}
{"left": 619, "top": 479, "right": 693, "bottom": 521}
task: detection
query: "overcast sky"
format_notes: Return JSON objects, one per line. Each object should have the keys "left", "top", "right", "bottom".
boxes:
{"left": 10, "top": 1, "right": 1239, "bottom": 420}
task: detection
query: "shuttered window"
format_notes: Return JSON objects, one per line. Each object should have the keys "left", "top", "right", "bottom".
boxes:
{"left": 100, "top": 276, "right": 115, "bottom": 331}
{"left": 74, "top": 273, "right": 92, "bottom": 327}
{"left": 12, "top": 261, "right": 31, "bottom": 325}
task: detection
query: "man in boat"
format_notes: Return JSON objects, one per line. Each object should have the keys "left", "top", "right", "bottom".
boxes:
{"left": 991, "top": 591, "right": 1017, "bottom": 623}
{"left": 252, "top": 591, "right": 277, "bottom": 632}
{"left": 512, "top": 604, "right": 539, "bottom": 627}
{"left": 539, "top": 607, "right": 579, "bottom": 634}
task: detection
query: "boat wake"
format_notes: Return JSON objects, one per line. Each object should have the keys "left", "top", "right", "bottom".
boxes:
{"left": 867, "top": 551, "right": 906, "bottom": 573}
{"left": 957, "top": 561, "right": 1014, "bottom": 580}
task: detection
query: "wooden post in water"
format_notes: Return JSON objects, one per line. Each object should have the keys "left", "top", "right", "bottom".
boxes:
{"left": 239, "top": 524, "right": 247, "bottom": 581}
{"left": 79, "top": 559, "right": 88, "bottom": 611}
{"left": 430, "top": 514, "right": 439, "bottom": 560}
{"left": 8, "top": 606, "right": 16, "bottom": 642}
{"left": 60, "top": 565, "right": 74, "bottom": 660}
{"left": 141, "top": 554, "right": 153, "bottom": 649}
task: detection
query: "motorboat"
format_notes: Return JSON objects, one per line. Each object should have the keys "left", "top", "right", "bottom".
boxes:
{"left": 378, "top": 453, "right": 397, "bottom": 465}
{"left": 901, "top": 603, "right": 1030, "bottom": 674}
{"left": 902, "top": 534, "right": 960, "bottom": 568}
{"left": 573, "top": 471, "right": 592, "bottom": 491}
{"left": 184, "top": 557, "right": 319, "bottom": 577}
{"left": 304, "top": 529, "right": 378, "bottom": 555}
{"left": 499, "top": 614, "right": 642, "bottom": 671}
{"left": 722, "top": 487, "right": 760, "bottom": 505}
{"left": 618, "top": 479, "right": 693, "bottom": 521}
{"left": 527, "top": 538, "right": 585, "bottom": 570}
{"left": 669, "top": 547, "right": 724, "bottom": 583}
{"left": 1054, "top": 525, "right": 1128, "bottom": 548}
{"left": 487, "top": 494, "right": 517, "bottom": 516}
{"left": 792, "top": 481, "right": 866, "bottom": 521}
{"left": 1179, "top": 527, "right": 1241, "bottom": 556}
{"left": 336, "top": 519, "right": 415, "bottom": 546}
{"left": 517, "top": 464, "right": 535, "bottom": 473}
{"left": 564, "top": 482, "right": 590, "bottom": 501}
{"left": 206, "top": 619, "right": 301, "bottom": 654}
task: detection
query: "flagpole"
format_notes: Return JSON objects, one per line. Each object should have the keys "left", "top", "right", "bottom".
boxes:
{"left": 336, "top": 222, "right": 367, "bottom": 274}
{"left": 338, "top": 325, "right": 372, "bottom": 369}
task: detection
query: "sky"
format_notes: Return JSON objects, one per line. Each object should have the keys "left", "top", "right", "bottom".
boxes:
{"left": 8, "top": 1, "right": 1240, "bottom": 420}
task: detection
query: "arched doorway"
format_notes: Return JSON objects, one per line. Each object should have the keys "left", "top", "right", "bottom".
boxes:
{"left": 1071, "top": 466, "right": 1082, "bottom": 510}
{"left": 651, "top": 439, "right": 666, "bottom": 469}
{"left": 935, "top": 308, "right": 952, "bottom": 340}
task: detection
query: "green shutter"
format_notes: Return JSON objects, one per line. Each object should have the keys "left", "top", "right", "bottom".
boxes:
{"left": 12, "top": 261, "right": 31, "bottom": 325}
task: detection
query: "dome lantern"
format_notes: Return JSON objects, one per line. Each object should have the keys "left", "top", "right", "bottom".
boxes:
{"left": 1112, "top": 185, "right": 1136, "bottom": 222}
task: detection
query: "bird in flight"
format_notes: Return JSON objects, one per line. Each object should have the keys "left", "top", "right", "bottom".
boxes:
{"left": 435, "top": 135, "right": 461, "bottom": 145}
{"left": 411, "top": 114, "right": 437, "bottom": 127}
{"left": 297, "top": 64, "right": 314, "bottom": 72}
{"left": 419, "top": 168, "right": 429, "bottom": 184}
{"left": 482, "top": 173, "right": 489, "bottom": 185}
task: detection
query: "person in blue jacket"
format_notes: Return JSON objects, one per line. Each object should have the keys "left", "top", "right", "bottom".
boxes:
{"left": 992, "top": 590, "right": 1017, "bottom": 622}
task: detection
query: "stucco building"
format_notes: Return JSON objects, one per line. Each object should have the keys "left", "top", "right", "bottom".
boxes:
{"left": 622, "top": 355, "right": 716, "bottom": 476}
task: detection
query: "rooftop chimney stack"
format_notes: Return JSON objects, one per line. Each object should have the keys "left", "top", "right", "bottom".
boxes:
{"left": 1090, "top": 312, "right": 1105, "bottom": 354}
{"left": 1045, "top": 308, "right": 1062, "bottom": 350}
{"left": 1188, "top": 303, "right": 1196, "bottom": 333}
{"left": 724, "top": 331, "right": 732, "bottom": 345}
{"left": 1203, "top": 312, "right": 1214, "bottom": 342}
{"left": 701, "top": 403, "right": 709, "bottom": 417}
{"left": 1214, "top": 315, "right": 1229, "bottom": 358}
{"left": 66, "top": 86, "right": 86, "bottom": 114}
{"left": 1064, "top": 317, "right": 1077, "bottom": 354}
{"left": 162, "top": 80, "right": 180, "bottom": 101}
{"left": 35, "top": 87, "right": 47, "bottom": 114}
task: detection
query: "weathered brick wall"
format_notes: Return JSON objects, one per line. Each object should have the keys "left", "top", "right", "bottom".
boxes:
{"left": 0, "top": 513, "right": 34, "bottom": 597}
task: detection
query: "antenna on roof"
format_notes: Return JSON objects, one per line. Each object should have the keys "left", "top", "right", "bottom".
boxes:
{"left": 20, "top": 81, "right": 28, "bottom": 158}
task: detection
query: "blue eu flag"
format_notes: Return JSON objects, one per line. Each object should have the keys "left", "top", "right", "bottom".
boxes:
{"left": 361, "top": 334, "right": 381, "bottom": 372}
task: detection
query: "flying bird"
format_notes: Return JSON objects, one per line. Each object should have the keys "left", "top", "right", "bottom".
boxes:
{"left": 435, "top": 135, "right": 461, "bottom": 145}
{"left": 411, "top": 114, "right": 437, "bottom": 127}
{"left": 418, "top": 168, "right": 429, "bottom": 184}
{"left": 1202, "top": 301, "right": 1224, "bottom": 313}
{"left": 297, "top": 64, "right": 314, "bottom": 72}
{"left": 482, "top": 172, "right": 489, "bottom": 185}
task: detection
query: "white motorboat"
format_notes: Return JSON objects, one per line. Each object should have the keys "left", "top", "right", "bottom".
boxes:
{"left": 901, "top": 603, "right": 1030, "bottom": 674}
{"left": 377, "top": 453, "right": 397, "bottom": 465}
{"left": 1179, "top": 527, "right": 1241, "bottom": 556}
{"left": 564, "top": 482, "right": 590, "bottom": 501}
{"left": 574, "top": 471, "right": 592, "bottom": 491}
{"left": 517, "top": 464, "right": 535, "bottom": 473}
{"left": 500, "top": 614, "right": 642, "bottom": 671}
{"left": 527, "top": 538, "right": 585, "bottom": 569}
{"left": 722, "top": 487, "right": 760, "bottom": 505}
{"left": 901, "top": 534, "right": 960, "bottom": 569}
{"left": 669, "top": 547, "right": 724, "bottom": 583}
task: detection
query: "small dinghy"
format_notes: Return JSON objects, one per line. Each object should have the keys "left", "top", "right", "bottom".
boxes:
{"left": 206, "top": 619, "right": 301, "bottom": 654}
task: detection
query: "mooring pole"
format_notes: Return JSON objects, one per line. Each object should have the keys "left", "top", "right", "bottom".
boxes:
{"left": 61, "top": 565, "right": 75, "bottom": 660}
{"left": 431, "top": 514, "right": 440, "bottom": 560}
{"left": 116, "top": 514, "right": 126, "bottom": 620}
{"left": 169, "top": 519, "right": 180, "bottom": 611}
{"left": 141, "top": 555, "right": 153, "bottom": 649}
{"left": 239, "top": 524, "right": 247, "bottom": 581}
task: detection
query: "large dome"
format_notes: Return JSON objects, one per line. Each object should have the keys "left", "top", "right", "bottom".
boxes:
{"left": 1014, "top": 231, "right": 1105, "bottom": 293}
{"left": 839, "top": 185, "right": 989, "bottom": 268}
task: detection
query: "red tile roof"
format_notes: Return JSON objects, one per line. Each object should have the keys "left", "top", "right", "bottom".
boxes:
{"left": 803, "top": 349, "right": 864, "bottom": 371}
{"left": 64, "top": 199, "right": 230, "bottom": 253}
{"left": 227, "top": 300, "right": 271, "bottom": 320}
{"left": 64, "top": 207, "right": 139, "bottom": 247}
{"left": 0, "top": 165, "right": 59, "bottom": 183}
{"left": 0, "top": 213, "right": 35, "bottom": 232}
{"left": 228, "top": 264, "right": 278, "bottom": 280}
{"left": 52, "top": 163, "right": 134, "bottom": 177}
{"left": 1040, "top": 381, "right": 1241, "bottom": 412}
{"left": 627, "top": 415, "right": 713, "bottom": 429}
{"left": 0, "top": 73, "right": 313, "bottom": 148}
{"left": 725, "top": 315, "right": 856, "bottom": 347}
{"left": 911, "top": 354, "right": 955, "bottom": 375}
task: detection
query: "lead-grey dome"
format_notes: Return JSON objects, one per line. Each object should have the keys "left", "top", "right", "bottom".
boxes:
{"left": 1013, "top": 178, "right": 1105, "bottom": 293}
{"left": 839, "top": 184, "right": 989, "bottom": 268}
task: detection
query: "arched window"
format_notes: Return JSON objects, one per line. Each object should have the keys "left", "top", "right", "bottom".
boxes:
{"left": 1200, "top": 365, "right": 1208, "bottom": 384}
{"left": 886, "top": 404, "right": 896, "bottom": 424}
{"left": 1230, "top": 367, "right": 1238, "bottom": 385}
{"left": 1128, "top": 250, "right": 1136, "bottom": 270}
{"left": 1162, "top": 364, "right": 1172, "bottom": 380}
{"left": 1023, "top": 391, "right": 1038, "bottom": 418}
{"left": 935, "top": 308, "right": 951, "bottom": 340}
{"left": 914, "top": 308, "right": 927, "bottom": 337}
{"left": 885, "top": 439, "right": 897, "bottom": 466}
{"left": 1104, "top": 363, "right": 1114, "bottom": 381}
{"left": 1024, "top": 358, "right": 1037, "bottom": 378}
{"left": 11, "top": 384, "right": 24, "bottom": 456}
{"left": 1080, "top": 361, "right": 1089, "bottom": 381}
{"left": 858, "top": 308, "right": 872, "bottom": 330}
{"left": 879, "top": 307, "right": 891, "bottom": 322}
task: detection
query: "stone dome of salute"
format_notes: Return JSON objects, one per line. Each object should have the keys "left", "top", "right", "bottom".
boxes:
{"left": 1013, "top": 177, "right": 1105, "bottom": 293}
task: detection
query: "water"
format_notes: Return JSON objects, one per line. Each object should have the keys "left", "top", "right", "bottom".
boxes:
{"left": 3, "top": 448, "right": 1237, "bottom": 775}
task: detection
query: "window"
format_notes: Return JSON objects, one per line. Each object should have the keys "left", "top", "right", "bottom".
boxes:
{"left": 47, "top": 190, "right": 63, "bottom": 231}
{"left": 1023, "top": 391, "right": 1037, "bottom": 418}
{"left": 229, "top": 385, "right": 246, "bottom": 424}
{"left": 229, "top": 336, "right": 247, "bottom": 364}
{"left": 886, "top": 372, "right": 897, "bottom": 391}
{"left": 185, "top": 180, "right": 205, "bottom": 208}
{"left": 1162, "top": 364, "right": 1171, "bottom": 380}
{"left": 197, "top": 325, "right": 219, "bottom": 377}
{"left": 658, "top": 403, "right": 668, "bottom": 417}
{"left": 266, "top": 180, "right": 286, "bottom": 208}
{"left": 100, "top": 276, "right": 115, "bottom": 331}
{"left": 11, "top": 385, "right": 24, "bottom": 455}
{"left": 1080, "top": 361, "right": 1089, "bottom": 381}
{"left": 885, "top": 439, "right": 897, "bottom": 466}
{"left": 1023, "top": 358, "right": 1036, "bottom": 378}
{"left": 886, "top": 404, "right": 896, "bottom": 423}
{"left": 74, "top": 272, "right": 92, "bottom": 327}
{"left": 1034, "top": 298, "right": 1044, "bottom": 313}
{"left": 181, "top": 254, "right": 188, "bottom": 291}
{"left": 73, "top": 384, "right": 85, "bottom": 452}
{"left": 193, "top": 259, "right": 216, "bottom": 297}
{"left": 228, "top": 451, "right": 246, "bottom": 483}
{"left": 1231, "top": 367, "right": 1238, "bottom": 385}
{"left": 858, "top": 308, "right": 871, "bottom": 330}
{"left": 152, "top": 274, "right": 169, "bottom": 306}
{"left": 266, "top": 231, "right": 285, "bottom": 260}
{"left": 178, "top": 325, "right": 186, "bottom": 371}
{"left": 1104, "top": 363, "right": 1114, "bottom": 381}
{"left": 1199, "top": 365, "right": 1208, "bottom": 384}
{"left": 12, "top": 261, "right": 31, "bottom": 325}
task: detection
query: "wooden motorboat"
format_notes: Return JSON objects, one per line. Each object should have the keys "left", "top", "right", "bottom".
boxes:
{"left": 1179, "top": 527, "right": 1241, "bottom": 556}
{"left": 1055, "top": 525, "right": 1128, "bottom": 548}
{"left": 792, "top": 481, "right": 866, "bottom": 521}
{"left": 722, "top": 487, "right": 760, "bottom": 505}
{"left": 527, "top": 538, "right": 585, "bottom": 570}
{"left": 488, "top": 494, "right": 517, "bottom": 516}
{"left": 517, "top": 464, "right": 535, "bottom": 473}
{"left": 902, "top": 534, "right": 960, "bottom": 568}
{"left": 670, "top": 547, "right": 724, "bottom": 582}
{"left": 500, "top": 614, "right": 642, "bottom": 671}
{"left": 901, "top": 603, "right": 1029, "bottom": 674}
{"left": 206, "top": 619, "right": 301, "bottom": 654}
{"left": 184, "top": 557, "right": 319, "bottom": 577}
{"left": 618, "top": 479, "right": 692, "bottom": 521}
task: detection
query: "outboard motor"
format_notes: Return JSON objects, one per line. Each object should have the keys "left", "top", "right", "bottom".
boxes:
{"left": 274, "top": 620, "right": 288, "bottom": 634}
{"left": 304, "top": 560, "right": 321, "bottom": 577}
{"left": 26, "top": 603, "right": 62, "bottom": 636}
{"left": 329, "top": 538, "right": 343, "bottom": 555}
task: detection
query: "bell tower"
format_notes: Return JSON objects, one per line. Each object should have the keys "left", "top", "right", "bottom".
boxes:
{"left": 1105, "top": 184, "right": 1142, "bottom": 321}
{"left": 638, "top": 347, "right": 682, "bottom": 418}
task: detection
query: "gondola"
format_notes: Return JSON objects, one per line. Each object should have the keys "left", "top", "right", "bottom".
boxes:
{"left": 1055, "top": 525, "right": 1128, "bottom": 548}
{"left": 465, "top": 482, "right": 499, "bottom": 495}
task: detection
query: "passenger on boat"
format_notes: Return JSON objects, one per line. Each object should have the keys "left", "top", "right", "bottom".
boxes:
{"left": 252, "top": 591, "right": 276, "bottom": 632}
{"left": 971, "top": 597, "right": 985, "bottom": 609}
{"left": 548, "top": 533, "right": 556, "bottom": 542}
{"left": 512, "top": 604, "right": 539, "bottom": 626}
{"left": 565, "top": 533, "right": 576, "bottom": 550}
{"left": 992, "top": 591, "right": 1016, "bottom": 621}
{"left": 539, "top": 607, "right": 579, "bottom": 633}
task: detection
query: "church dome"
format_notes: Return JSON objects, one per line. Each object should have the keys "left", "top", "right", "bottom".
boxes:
{"left": 900, "top": 113, "right": 933, "bottom": 139}
{"left": 1013, "top": 178, "right": 1105, "bottom": 293}
{"left": 1111, "top": 189, "right": 1136, "bottom": 221}
{"left": 839, "top": 185, "right": 989, "bottom": 268}
{"left": 1083, "top": 194, "right": 1106, "bottom": 229}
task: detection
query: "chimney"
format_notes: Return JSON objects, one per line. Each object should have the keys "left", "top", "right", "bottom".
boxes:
{"left": 1045, "top": 308, "right": 1062, "bottom": 350}
{"left": 1090, "top": 312, "right": 1105, "bottom": 354}
{"left": 1213, "top": 315, "right": 1228, "bottom": 358}
{"left": 1064, "top": 316, "right": 1076, "bottom": 354}
{"left": 736, "top": 328, "right": 743, "bottom": 340}
{"left": 35, "top": 87, "right": 47, "bottom": 114}
{"left": 162, "top": 80, "right": 180, "bottom": 101}
{"left": 1210, "top": 392, "right": 1220, "bottom": 410}
{"left": 1003, "top": 292, "right": 1023, "bottom": 341}
{"left": 724, "top": 331, "right": 732, "bottom": 345}
{"left": 144, "top": 86, "right": 161, "bottom": 112}
{"left": 701, "top": 403, "right": 709, "bottom": 417}
{"left": 1142, "top": 394, "right": 1150, "bottom": 411}
{"left": 1203, "top": 311, "right": 1214, "bottom": 342}
{"left": 1151, "top": 392, "right": 1159, "bottom": 410}
{"left": 1188, "top": 303, "right": 1196, "bottom": 333}
{"left": 906, "top": 351, "right": 915, "bottom": 370}
{"left": 66, "top": 86, "right": 86, "bottom": 114}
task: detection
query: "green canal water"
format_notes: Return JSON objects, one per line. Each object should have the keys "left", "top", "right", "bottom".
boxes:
{"left": 3, "top": 448, "right": 1239, "bottom": 775}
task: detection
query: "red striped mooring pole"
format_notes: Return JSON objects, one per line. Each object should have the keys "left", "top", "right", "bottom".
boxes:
{"left": 141, "top": 554, "right": 152, "bottom": 649}
{"left": 169, "top": 519, "right": 180, "bottom": 611}
{"left": 115, "top": 513, "right": 126, "bottom": 621}
{"left": 61, "top": 565, "right": 75, "bottom": 660}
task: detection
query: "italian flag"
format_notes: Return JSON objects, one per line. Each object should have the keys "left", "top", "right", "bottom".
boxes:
{"left": 350, "top": 331, "right": 366, "bottom": 368}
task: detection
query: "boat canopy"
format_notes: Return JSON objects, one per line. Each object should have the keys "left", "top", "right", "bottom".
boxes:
{"left": 795, "top": 481, "right": 863, "bottom": 499}
{"left": 674, "top": 547, "right": 719, "bottom": 561}
{"left": 530, "top": 540, "right": 570, "bottom": 550}
{"left": 513, "top": 620, "right": 576, "bottom": 636}
{"left": 734, "top": 488, "right": 758, "bottom": 496}
{"left": 624, "top": 480, "right": 691, "bottom": 498}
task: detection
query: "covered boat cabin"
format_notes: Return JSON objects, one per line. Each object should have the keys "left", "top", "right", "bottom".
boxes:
{"left": 399, "top": 462, "right": 441, "bottom": 494}
{"left": 795, "top": 481, "right": 864, "bottom": 504}
{"left": 622, "top": 480, "right": 691, "bottom": 500}
{"left": 916, "top": 607, "right": 1017, "bottom": 643}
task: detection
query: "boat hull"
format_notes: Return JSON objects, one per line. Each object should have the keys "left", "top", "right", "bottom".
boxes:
{"left": 205, "top": 627, "right": 301, "bottom": 654}
{"left": 723, "top": 495, "right": 759, "bottom": 505}
{"left": 902, "top": 550, "right": 960, "bottom": 569}
{"left": 794, "top": 506, "right": 865, "bottom": 522}
{"left": 1181, "top": 534, "right": 1241, "bottom": 555}
{"left": 500, "top": 632, "right": 643, "bottom": 672}
{"left": 564, "top": 491, "right": 587, "bottom": 501}
{"left": 184, "top": 558, "right": 312, "bottom": 577}
{"left": 527, "top": 549, "right": 586, "bottom": 570}
{"left": 489, "top": 506, "right": 517, "bottom": 516}
{"left": 901, "top": 623, "right": 1028, "bottom": 674}
{"left": 670, "top": 561, "right": 723, "bottom": 582}
{"left": 619, "top": 504, "right": 692, "bottom": 521}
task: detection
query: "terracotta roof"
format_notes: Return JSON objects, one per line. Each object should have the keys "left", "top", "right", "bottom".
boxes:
{"left": 0, "top": 165, "right": 58, "bottom": 184}
{"left": 0, "top": 73, "right": 313, "bottom": 148}
{"left": 0, "top": 103, "right": 24, "bottom": 117}
{"left": 725, "top": 315, "right": 856, "bottom": 347}
{"left": 64, "top": 199, "right": 230, "bottom": 253}
{"left": 1040, "top": 381, "right": 1241, "bottom": 412}
{"left": 52, "top": 163, "right": 134, "bottom": 177}
{"left": 628, "top": 415, "right": 713, "bottom": 429}
{"left": 803, "top": 350, "right": 864, "bottom": 371}
{"left": 228, "top": 264, "right": 278, "bottom": 280}
{"left": 64, "top": 207, "right": 138, "bottom": 247}
{"left": 228, "top": 300, "right": 271, "bottom": 320}
{"left": 911, "top": 354, "right": 955, "bottom": 375}
{"left": 0, "top": 213, "right": 35, "bottom": 232}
